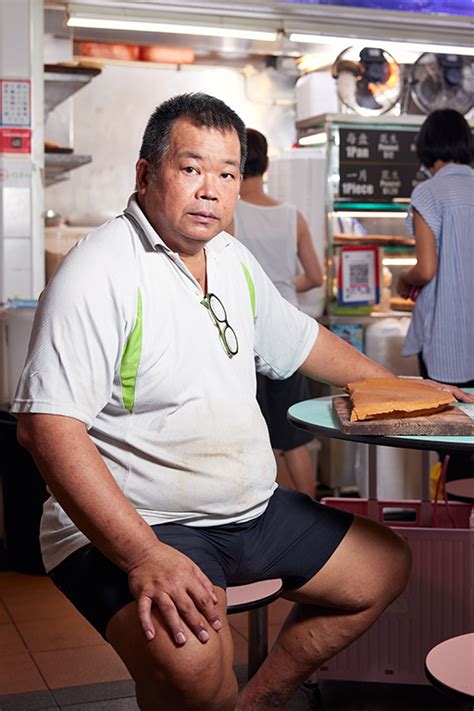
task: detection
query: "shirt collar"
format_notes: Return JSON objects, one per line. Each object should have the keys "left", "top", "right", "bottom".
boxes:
{"left": 123, "top": 192, "right": 232, "bottom": 257}
{"left": 433, "top": 163, "right": 474, "bottom": 179}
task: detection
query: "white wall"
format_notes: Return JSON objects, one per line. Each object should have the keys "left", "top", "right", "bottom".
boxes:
{"left": 45, "top": 63, "right": 297, "bottom": 225}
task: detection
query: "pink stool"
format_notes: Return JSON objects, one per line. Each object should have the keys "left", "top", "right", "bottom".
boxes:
{"left": 425, "top": 633, "right": 474, "bottom": 708}
{"left": 227, "top": 579, "right": 282, "bottom": 678}
{"left": 445, "top": 478, "right": 474, "bottom": 504}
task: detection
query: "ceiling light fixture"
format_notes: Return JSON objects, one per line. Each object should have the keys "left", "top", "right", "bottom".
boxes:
{"left": 289, "top": 33, "right": 474, "bottom": 57}
{"left": 67, "top": 15, "right": 277, "bottom": 43}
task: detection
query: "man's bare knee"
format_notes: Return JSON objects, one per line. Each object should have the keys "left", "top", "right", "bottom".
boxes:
{"left": 383, "top": 528, "right": 412, "bottom": 601}
{"left": 144, "top": 637, "right": 237, "bottom": 710}
{"left": 350, "top": 518, "right": 412, "bottom": 611}
{"left": 284, "top": 515, "right": 412, "bottom": 614}
{"left": 136, "top": 659, "right": 237, "bottom": 711}
{"left": 108, "top": 601, "right": 237, "bottom": 711}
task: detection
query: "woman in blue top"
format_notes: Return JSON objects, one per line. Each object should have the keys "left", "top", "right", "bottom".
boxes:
{"left": 397, "top": 109, "right": 473, "bottom": 480}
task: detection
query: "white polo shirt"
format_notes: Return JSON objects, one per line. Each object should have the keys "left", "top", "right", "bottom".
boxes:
{"left": 11, "top": 194, "right": 318, "bottom": 572}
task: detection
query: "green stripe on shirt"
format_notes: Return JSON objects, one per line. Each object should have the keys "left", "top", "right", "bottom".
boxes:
{"left": 241, "top": 262, "right": 255, "bottom": 320}
{"left": 120, "top": 288, "right": 143, "bottom": 414}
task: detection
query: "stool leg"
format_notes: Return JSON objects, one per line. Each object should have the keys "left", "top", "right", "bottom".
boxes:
{"left": 248, "top": 607, "right": 268, "bottom": 678}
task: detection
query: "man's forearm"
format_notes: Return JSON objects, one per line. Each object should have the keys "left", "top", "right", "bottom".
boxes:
{"left": 17, "top": 413, "right": 159, "bottom": 573}
{"left": 299, "top": 324, "right": 394, "bottom": 388}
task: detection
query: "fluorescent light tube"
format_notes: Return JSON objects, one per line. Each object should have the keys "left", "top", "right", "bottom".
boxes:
{"left": 338, "top": 211, "right": 408, "bottom": 218}
{"left": 290, "top": 33, "right": 474, "bottom": 57}
{"left": 67, "top": 16, "right": 277, "bottom": 42}
{"left": 299, "top": 132, "right": 328, "bottom": 146}
{"left": 382, "top": 258, "right": 417, "bottom": 266}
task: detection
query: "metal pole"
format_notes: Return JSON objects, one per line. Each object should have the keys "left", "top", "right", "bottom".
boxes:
{"left": 248, "top": 607, "right": 268, "bottom": 678}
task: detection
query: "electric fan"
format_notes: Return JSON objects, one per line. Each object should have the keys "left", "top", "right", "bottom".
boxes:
{"left": 409, "top": 52, "right": 474, "bottom": 115}
{"left": 332, "top": 46, "right": 401, "bottom": 116}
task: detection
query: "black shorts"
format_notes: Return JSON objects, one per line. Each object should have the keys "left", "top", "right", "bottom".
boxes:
{"left": 50, "top": 487, "right": 353, "bottom": 638}
{"left": 257, "top": 371, "right": 314, "bottom": 452}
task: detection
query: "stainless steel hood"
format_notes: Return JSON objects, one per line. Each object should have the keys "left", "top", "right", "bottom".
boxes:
{"left": 45, "top": 1, "right": 474, "bottom": 69}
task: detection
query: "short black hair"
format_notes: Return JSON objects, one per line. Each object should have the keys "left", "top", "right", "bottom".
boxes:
{"left": 139, "top": 92, "right": 247, "bottom": 173}
{"left": 416, "top": 109, "right": 472, "bottom": 168}
{"left": 243, "top": 128, "right": 268, "bottom": 179}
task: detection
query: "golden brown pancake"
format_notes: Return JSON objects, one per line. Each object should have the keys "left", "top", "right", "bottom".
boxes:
{"left": 345, "top": 378, "right": 454, "bottom": 422}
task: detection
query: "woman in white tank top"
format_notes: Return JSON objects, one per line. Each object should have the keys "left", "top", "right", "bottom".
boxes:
{"left": 229, "top": 129, "right": 323, "bottom": 498}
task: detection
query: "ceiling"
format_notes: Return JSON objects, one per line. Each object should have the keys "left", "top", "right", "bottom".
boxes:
{"left": 45, "top": 1, "right": 474, "bottom": 71}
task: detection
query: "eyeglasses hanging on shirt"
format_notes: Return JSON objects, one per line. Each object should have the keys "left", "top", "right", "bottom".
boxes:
{"left": 201, "top": 293, "right": 239, "bottom": 359}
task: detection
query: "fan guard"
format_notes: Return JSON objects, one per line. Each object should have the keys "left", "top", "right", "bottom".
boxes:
{"left": 332, "top": 46, "right": 401, "bottom": 116}
{"left": 409, "top": 52, "right": 474, "bottom": 115}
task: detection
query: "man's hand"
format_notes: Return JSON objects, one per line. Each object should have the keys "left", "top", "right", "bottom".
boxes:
{"left": 423, "top": 379, "right": 474, "bottom": 403}
{"left": 127, "top": 542, "right": 222, "bottom": 646}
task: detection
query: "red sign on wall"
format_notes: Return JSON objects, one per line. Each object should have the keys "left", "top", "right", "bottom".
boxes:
{"left": 0, "top": 127, "right": 32, "bottom": 154}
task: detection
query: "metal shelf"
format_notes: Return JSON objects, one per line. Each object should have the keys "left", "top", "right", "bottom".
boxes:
{"left": 44, "top": 63, "right": 101, "bottom": 117}
{"left": 334, "top": 202, "right": 410, "bottom": 212}
{"left": 44, "top": 153, "right": 92, "bottom": 186}
{"left": 320, "top": 311, "right": 413, "bottom": 327}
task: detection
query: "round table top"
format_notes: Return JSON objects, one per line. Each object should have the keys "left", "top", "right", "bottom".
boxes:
{"left": 425, "top": 633, "right": 474, "bottom": 702}
{"left": 288, "top": 393, "right": 474, "bottom": 453}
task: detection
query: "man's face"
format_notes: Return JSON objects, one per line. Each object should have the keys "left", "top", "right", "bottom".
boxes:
{"left": 136, "top": 118, "right": 242, "bottom": 255}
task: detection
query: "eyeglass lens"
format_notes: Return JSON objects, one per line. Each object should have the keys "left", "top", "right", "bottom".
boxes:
{"left": 208, "top": 294, "right": 226, "bottom": 322}
{"left": 203, "top": 293, "right": 238, "bottom": 357}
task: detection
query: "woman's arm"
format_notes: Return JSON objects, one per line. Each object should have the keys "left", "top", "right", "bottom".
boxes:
{"left": 397, "top": 209, "right": 437, "bottom": 298}
{"left": 295, "top": 211, "right": 324, "bottom": 292}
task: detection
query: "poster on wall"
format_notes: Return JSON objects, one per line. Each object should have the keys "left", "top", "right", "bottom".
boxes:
{"left": 0, "top": 127, "right": 31, "bottom": 154}
{"left": 0, "top": 79, "right": 31, "bottom": 127}
{"left": 338, "top": 245, "right": 380, "bottom": 306}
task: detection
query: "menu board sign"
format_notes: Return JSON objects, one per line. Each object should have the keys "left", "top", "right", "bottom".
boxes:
{"left": 339, "top": 128, "right": 424, "bottom": 202}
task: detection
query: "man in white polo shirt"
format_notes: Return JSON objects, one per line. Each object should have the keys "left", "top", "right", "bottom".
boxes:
{"left": 11, "top": 93, "right": 417, "bottom": 710}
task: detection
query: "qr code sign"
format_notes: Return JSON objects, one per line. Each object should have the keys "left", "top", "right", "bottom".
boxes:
{"left": 349, "top": 263, "right": 369, "bottom": 288}
{"left": 340, "top": 246, "right": 378, "bottom": 305}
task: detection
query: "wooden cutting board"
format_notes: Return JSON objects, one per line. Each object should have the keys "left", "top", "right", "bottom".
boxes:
{"left": 333, "top": 396, "right": 474, "bottom": 436}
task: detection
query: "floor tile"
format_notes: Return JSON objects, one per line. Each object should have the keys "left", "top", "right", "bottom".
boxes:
{"left": 230, "top": 627, "right": 248, "bottom": 667}
{"left": 0, "top": 572, "right": 54, "bottom": 594}
{"left": 0, "top": 621, "right": 28, "bottom": 655}
{"left": 269, "top": 622, "right": 284, "bottom": 648}
{"left": 228, "top": 610, "right": 247, "bottom": 636}
{"left": 2, "top": 588, "right": 80, "bottom": 622}
{"left": 0, "top": 599, "right": 11, "bottom": 623}
{"left": 32, "top": 645, "right": 131, "bottom": 689}
{"left": 0, "top": 652, "right": 47, "bottom": 695}
{"left": 268, "top": 597, "right": 294, "bottom": 624}
{"left": 0, "top": 689, "right": 58, "bottom": 710}
{"left": 52, "top": 680, "right": 136, "bottom": 707}
{"left": 59, "top": 698, "right": 139, "bottom": 710}
{"left": 16, "top": 614, "right": 105, "bottom": 652}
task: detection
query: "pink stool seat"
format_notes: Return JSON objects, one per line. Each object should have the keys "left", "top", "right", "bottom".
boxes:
{"left": 227, "top": 578, "right": 282, "bottom": 612}
{"left": 227, "top": 578, "right": 282, "bottom": 678}
{"left": 445, "top": 478, "right": 474, "bottom": 504}
{"left": 425, "top": 633, "right": 474, "bottom": 704}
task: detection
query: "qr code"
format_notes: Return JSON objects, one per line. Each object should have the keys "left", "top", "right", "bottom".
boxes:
{"left": 349, "top": 263, "right": 369, "bottom": 286}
